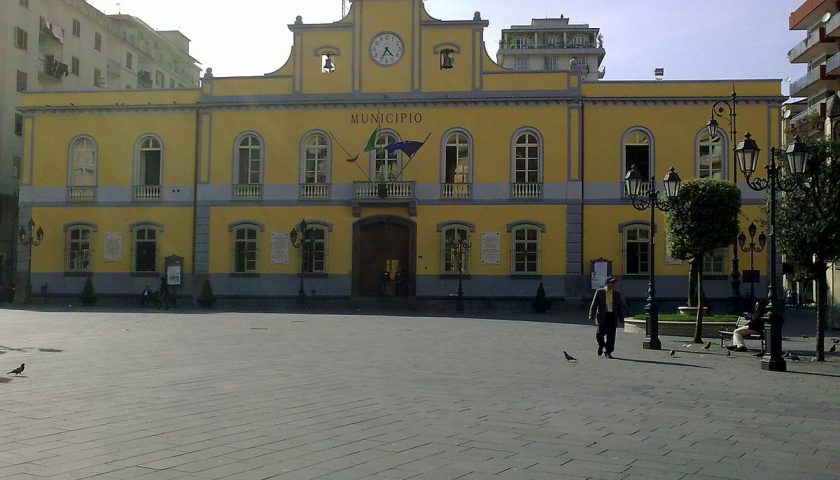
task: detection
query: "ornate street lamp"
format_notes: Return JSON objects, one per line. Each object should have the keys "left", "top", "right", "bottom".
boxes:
{"left": 625, "top": 165, "right": 682, "bottom": 350}
{"left": 706, "top": 88, "right": 744, "bottom": 313}
{"left": 447, "top": 235, "right": 471, "bottom": 311}
{"left": 18, "top": 218, "right": 44, "bottom": 304}
{"left": 736, "top": 133, "right": 810, "bottom": 372}
{"left": 289, "top": 219, "right": 311, "bottom": 303}
{"left": 738, "top": 221, "right": 766, "bottom": 305}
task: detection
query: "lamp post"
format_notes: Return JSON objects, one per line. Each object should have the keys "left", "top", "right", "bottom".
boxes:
{"left": 625, "top": 165, "right": 682, "bottom": 350}
{"left": 738, "top": 221, "right": 766, "bottom": 305}
{"left": 18, "top": 218, "right": 44, "bottom": 304}
{"left": 736, "top": 133, "right": 810, "bottom": 372}
{"left": 289, "top": 219, "right": 311, "bottom": 303}
{"left": 448, "top": 236, "right": 471, "bottom": 311}
{"left": 706, "top": 88, "right": 743, "bottom": 313}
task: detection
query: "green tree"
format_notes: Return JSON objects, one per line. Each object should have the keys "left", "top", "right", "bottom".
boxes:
{"left": 776, "top": 138, "right": 840, "bottom": 361}
{"left": 665, "top": 179, "right": 741, "bottom": 342}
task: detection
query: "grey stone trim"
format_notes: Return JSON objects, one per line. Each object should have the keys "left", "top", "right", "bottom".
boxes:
{"left": 128, "top": 221, "right": 165, "bottom": 232}
{"left": 227, "top": 220, "right": 266, "bottom": 232}
{"left": 313, "top": 45, "right": 342, "bottom": 56}
{"left": 435, "top": 220, "right": 475, "bottom": 232}
{"left": 195, "top": 206, "right": 210, "bottom": 274}
{"left": 617, "top": 219, "right": 656, "bottom": 234}
{"left": 432, "top": 42, "right": 461, "bottom": 54}
{"left": 506, "top": 221, "right": 546, "bottom": 233}
{"left": 63, "top": 221, "right": 98, "bottom": 232}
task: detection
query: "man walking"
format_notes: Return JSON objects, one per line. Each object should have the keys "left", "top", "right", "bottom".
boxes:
{"left": 589, "top": 276, "right": 624, "bottom": 358}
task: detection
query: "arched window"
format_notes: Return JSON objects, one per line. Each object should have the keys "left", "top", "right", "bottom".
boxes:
{"left": 442, "top": 130, "right": 471, "bottom": 198}
{"left": 236, "top": 133, "right": 263, "bottom": 185}
{"left": 440, "top": 224, "right": 471, "bottom": 275}
{"left": 131, "top": 223, "right": 161, "bottom": 272}
{"left": 232, "top": 224, "right": 260, "bottom": 273}
{"left": 69, "top": 136, "right": 96, "bottom": 186}
{"left": 65, "top": 223, "right": 94, "bottom": 272}
{"left": 623, "top": 224, "right": 650, "bottom": 275}
{"left": 623, "top": 129, "right": 652, "bottom": 189}
{"left": 136, "top": 136, "right": 162, "bottom": 186}
{"left": 373, "top": 131, "right": 400, "bottom": 181}
{"left": 697, "top": 130, "right": 724, "bottom": 179}
{"left": 512, "top": 129, "right": 542, "bottom": 198}
{"left": 303, "top": 133, "right": 329, "bottom": 185}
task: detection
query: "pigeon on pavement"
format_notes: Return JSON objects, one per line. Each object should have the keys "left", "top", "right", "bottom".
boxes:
{"left": 563, "top": 351, "right": 577, "bottom": 362}
{"left": 829, "top": 344, "right": 836, "bottom": 353}
{"left": 726, "top": 350, "right": 732, "bottom": 357}
{"left": 703, "top": 341, "right": 712, "bottom": 350}
{"left": 669, "top": 350, "right": 676, "bottom": 357}
{"left": 790, "top": 353, "right": 801, "bottom": 362}
{"left": 7, "top": 363, "right": 24, "bottom": 376}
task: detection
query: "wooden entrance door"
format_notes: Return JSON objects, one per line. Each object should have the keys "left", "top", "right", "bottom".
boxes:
{"left": 353, "top": 216, "right": 416, "bottom": 297}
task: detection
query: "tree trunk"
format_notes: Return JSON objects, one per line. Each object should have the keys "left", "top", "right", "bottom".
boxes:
{"left": 693, "top": 253, "right": 705, "bottom": 343}
{"left": 815, "top": 260, "right": 827, "bottom": 362}
{"left": 688, "top": 257, "right": 698, "bottom": 307}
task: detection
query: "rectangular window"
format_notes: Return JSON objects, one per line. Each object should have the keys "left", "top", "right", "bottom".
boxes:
{"left": 71, "top": 57, "right": 80, "bottom": 75}
{"left": 19, "top": 0, "right": 29, "bottom": 8}
{"left": 514, "top": 57, "right": 528, "bottom": 71}
{"left": 155, "top": 71, "right": 164, "bottom": 87}
{"left": 169, "top": 78, "right": 175, "bottom": 88}
{"left": 543, "top": 57, "right": 558, "bottom": 71}
{"left": 513, "top": 227, "right": 539, "bottom": 275}
{"left": 625, "top": 226, "right": 650, "bottom": 275}
{"left": 72, "top": 19, "right": 80, "bottom": 37}
{"left": 14, "top": 27, "right": 28, "bottom": 50}
{"left": 14, "top": 114, "right": 23, "bottom": 136}
{"left": 94, "top": 32, "right": 102, "bottom": 51}
{"left": 134, "top": 228, "right": 157, "bottom": 272}
{"left": 703, "top": 248, "right": 727, "bottom": 275}
{"left": 234, "top": 227, "right": 258, "bottom": 273}
{"left": 125, "top": 52, "right": 133, "bottom": 70}
{"left": 94, "top": 67, "right": 103, "bottom": 86}
{"left": 442, "top": 227, "right": 470, "bottom": 274}
{"left": 12, "top": 156, "right": 21, "bottom": 179}
{"left": 67, "top": 227, "right": 92, "bottom": 272}
{"left": 16, "top": 70, "right": 27, "bottom": 92}
{"left": 302, "top": 227, "right": 327, "bottom": 274}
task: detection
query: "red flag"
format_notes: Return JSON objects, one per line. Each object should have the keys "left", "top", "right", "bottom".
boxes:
{"left": 346, "top": 154, "right": 359, "bottom": 163}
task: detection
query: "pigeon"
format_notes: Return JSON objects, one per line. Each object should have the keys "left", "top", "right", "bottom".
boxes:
{"left": 790, "top": 353, "right": 801, "bottom": 362}
{"left": 703, "top": 341, "right": 712, "bottom": 350}
{"left": 832, "top": 339, "right": 839, "bottom": 344}
{"left": 830, "top": 344, "right": 836, "bottom": 353}
{"left": 7, "top": 363, "right": 24, "bottom": 376}
{"left": 669, "top": 350, "right": 676, "bottom": 357}
{"left": 563, "top": 351, "right": 577, "bottom": 362}
{"left": 726, "top": 350, "right": 732, "bottom": 357}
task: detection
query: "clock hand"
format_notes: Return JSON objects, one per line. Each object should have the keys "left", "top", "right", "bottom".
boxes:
{"left": 382, "top": 47, "right": 393, "bottom": 58}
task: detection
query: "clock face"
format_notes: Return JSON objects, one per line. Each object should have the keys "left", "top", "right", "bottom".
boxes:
{"left": 370, "top": 32, "right": 404, "bottom": 66}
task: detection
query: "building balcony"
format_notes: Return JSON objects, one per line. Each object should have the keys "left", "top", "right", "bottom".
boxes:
{"left": 39, "top": 55, "right": 68, "bottom": 81}
{"left": 510, "top": 182, "right": 543, "bottom": 199}
{"left": 441, "top": 182, "right": 472, "bottom": 199}
{"left": 827, "top": 11, "right": 840, "bottom": 37}
{"left": 232, "top": 184, "right": 262, "bottom": 200}
{"left": 787, "top": 27, "right": 834, "bottom": 64}
{"left": 299, "top": 183, "right": 330, "bottom": 199}
{"left": 789, "top": 65, "right": 836, "bottom": 97}
{"left": 790, "top": 0, "right": 835, "bottom": 30}
{"left": 107, "top": 59, "right": 122, "bottom": 77}
{"left": 354, "top": 181, "right": 415, "bottom": 199}
{"left": 67, "top": 186, "right": 96, "bottom": 201}
{"left": 133, "top": 185, "right": 160, "bottom": 200}
{"left": 827, "top": 50, "right": 840, "bottom": 76}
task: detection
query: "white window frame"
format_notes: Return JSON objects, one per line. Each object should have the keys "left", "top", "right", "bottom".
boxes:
{"left": 135, "top": 135, "right": 162, "bottom": 187}
{"left": 302, "top": 224, "right": 328, "bottom": 274}
{"left": 510, "top": 224, "right": 542, "bottom": 276}
{"left": 514, "top": 57, "right": 528, "bottom": 71}
{"left": 68, "top": 136, "right": 97, "bottom": 186}
{"left": 513, "top": 130, "right": 542, "bottom": 184}
{"left": 131, "top": 224, "right": 160, "bottom": 273}
{"left": 303, "top": 132, "right": 330, "bottom": 185}
{"left": 623, "top": 224, "right": 650, "bottom": 275}
{"left": 703, "top": 248, "right": 727, "bottom": 276}
{"left": 372, "top": 131, "right": 400, "bottom": 181}
{"left": 235, "top": 133, "right": 263, "bottom": 185}
{"left": 65, "top": 225, "right": 93, "bottom": 273}
{"left": 440, "top": 224, "right": 471, "bottom": 275}
{"left": 697, "top": 128, "right": 726, "bottom": 180}
{"left": 232, "top": 225, "right": 260, "bottom": 273}
{"left": 443, "top": 130, "right": 470, "bottom": 184}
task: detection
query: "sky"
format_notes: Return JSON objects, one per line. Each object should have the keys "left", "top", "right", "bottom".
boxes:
{"left": 87, "top": 0, "right": 805, "bottom": 93}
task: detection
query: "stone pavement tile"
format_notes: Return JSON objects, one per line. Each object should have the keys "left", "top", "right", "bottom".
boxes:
{"left": 388, "top": 465, "right": 472, "bottom": 480}
{"left": 265, "top": 465, "right": 334, "bottom": 480}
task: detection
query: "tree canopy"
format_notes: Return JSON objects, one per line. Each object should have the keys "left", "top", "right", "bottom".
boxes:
{"left": 665, "top": 179, "right": 741, "bottom": 259}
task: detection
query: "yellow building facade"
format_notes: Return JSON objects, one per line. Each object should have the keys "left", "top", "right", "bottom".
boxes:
{"left": 18, "top": 0, "right": 781, "bottom": 306}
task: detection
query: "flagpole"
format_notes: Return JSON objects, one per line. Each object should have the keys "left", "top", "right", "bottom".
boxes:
{"left": 393, "top": 132, "right": 431, "bottom": 180}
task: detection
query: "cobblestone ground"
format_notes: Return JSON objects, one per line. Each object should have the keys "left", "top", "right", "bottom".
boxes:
{"left": 1, "top": 308, "right": 839, "bottom": 480}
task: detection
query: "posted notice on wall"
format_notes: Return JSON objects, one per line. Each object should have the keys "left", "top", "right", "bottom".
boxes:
{"left": 591, "top": 260, "right": 608, "bottom": 290}
{"left": 271, "top": 232, "right": 290, "bottom": 264}
{"left": 480, "top": 231, "right": 501, "bottom": 265}
{"left": 166, "top": 265, "right": 181, "bottom": 286}
{"left": 104, "top": 233, "right": 122, "bottom": 262}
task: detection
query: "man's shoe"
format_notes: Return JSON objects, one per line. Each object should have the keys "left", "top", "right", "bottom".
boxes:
{"left": 735, "top": 346, "right": 748, "bottom": 352}
{"left": 604, "top": 353, "right": 613, "bottom": 359}
{"left": 726, "top": 345, "right": 737, "bottom": 351}
{"left": 597, "top": 346, "right": 603, "bottom": 356}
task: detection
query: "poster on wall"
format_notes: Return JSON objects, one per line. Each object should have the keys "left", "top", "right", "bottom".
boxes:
{"left": 480, "top": 232, "right": 501, "bottom": 264}
{"left": 104, "top": 233, "right": 121, "bottom": 261}
{"left": 271, "top": 232, "right": 290, "bottom": 264}
{"left": 590, "top": 257, "right": 611, "bottom": 290}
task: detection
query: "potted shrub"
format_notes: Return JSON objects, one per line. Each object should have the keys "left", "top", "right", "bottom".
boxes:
{"left": 531, "top": 282, "right": 551, "bottom": 313}
{"left": 80, "top": 278, "right": 97, "bottom": 306}
{"left": 197, "top": 279, "right": 216, "bottom": 308}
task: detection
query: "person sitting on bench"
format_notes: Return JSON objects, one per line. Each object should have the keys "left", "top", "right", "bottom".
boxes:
{"left": 727, "top": 299, "right": 766, "bottom": 352}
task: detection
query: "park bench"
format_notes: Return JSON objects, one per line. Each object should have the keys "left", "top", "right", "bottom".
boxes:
{"left": 718, "top": 315, "right": 766, "bottom": 351}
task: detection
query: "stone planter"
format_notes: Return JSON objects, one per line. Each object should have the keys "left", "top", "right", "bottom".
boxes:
{"left": 624, "top": 318, "right": 735, "bottom": 338}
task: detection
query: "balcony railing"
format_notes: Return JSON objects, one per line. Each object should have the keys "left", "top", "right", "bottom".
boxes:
{"left": 299, "top": 183, "right": 330, "bottom": 199}
{"left": 827, "top": 11, "right": 840, "bottom": 36}
{"left": 232, "top": 184, "right": 262, "bottom": 199}
{"left": 441, "top": 183, "right": 472, "bottom": 199}
{"left": 499, "top": 41, "right": 602, "bottom": 51}
{"left": 510, "top": 182, "right": 543, "bottom": 199}
{"left": 134, "top": 185, "right": 160, "bottom": 200}
{"left": 789, "top": 66, "right": 826, "bottom": 96}
{"left": 67, "top": 186, "right": 95, "bottom": 201}
{"left": 354, "top": 181, "right": 415, "bottom": 199}
{"left": 787, "top": 27, "right": 825, "bottom": 62}
{"left": 827, "top": 50, "right": 840, "bottom": 75}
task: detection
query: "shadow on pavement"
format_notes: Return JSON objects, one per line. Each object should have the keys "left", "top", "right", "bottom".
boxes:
{"left": 611, "top": 357, "right": 712, "bottom": 369}
{"left": 787, "top": 370, "right": 840, "bottom": 379}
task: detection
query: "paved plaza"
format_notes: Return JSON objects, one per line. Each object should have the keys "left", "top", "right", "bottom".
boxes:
{"left": 1, "top": 306, "right": 839, "bottom": 480}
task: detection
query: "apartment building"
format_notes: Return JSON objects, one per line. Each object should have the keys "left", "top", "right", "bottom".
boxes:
{"left": 0, "top": 0, "right": 200, "bottom": 285}
{"left": 496, "top": 16, "right": 605, "bottom": 81}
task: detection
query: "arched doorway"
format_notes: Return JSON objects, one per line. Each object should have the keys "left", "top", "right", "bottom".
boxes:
{"left": 352, "top": 215, "right": 416, "bottom": 297}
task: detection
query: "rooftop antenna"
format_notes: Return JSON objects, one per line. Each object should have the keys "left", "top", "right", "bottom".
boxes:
{"left": 116, "top": 2, "right": 121, "bottom": 14}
